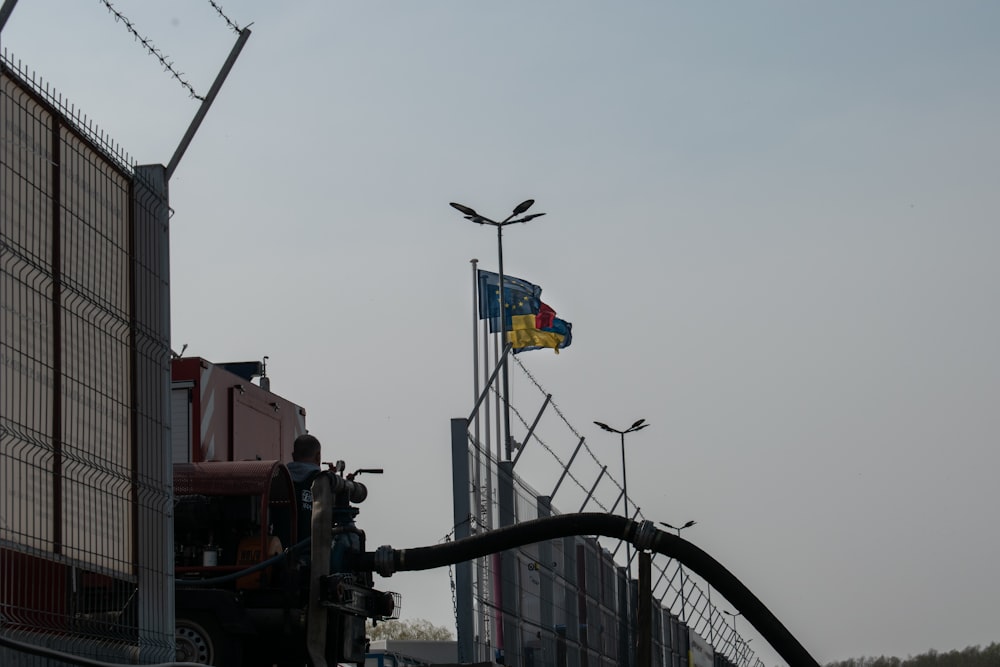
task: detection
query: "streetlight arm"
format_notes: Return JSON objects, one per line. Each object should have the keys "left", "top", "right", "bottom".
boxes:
{"left": 512, "top": 198, "right": 535, "bottom": 215}
{"left": 450, "top": 202, "right": 478, "bottom": 217}
{"left": 499, "top": 199, "right": 536, "bottom": 224}
{"left": 659, "top": 519, "right": 696, "bottom": 535}
{"left": 511, "top": 212, "right": 546, "bottom": 224}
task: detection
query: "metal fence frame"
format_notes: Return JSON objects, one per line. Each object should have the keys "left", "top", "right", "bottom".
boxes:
{"left": 1, "top": 53, "right": 173, "bottom": 665}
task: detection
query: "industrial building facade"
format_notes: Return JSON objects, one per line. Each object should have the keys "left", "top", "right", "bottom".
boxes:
{"left": 1, "top": 55, "right": 174, "bottom": 663}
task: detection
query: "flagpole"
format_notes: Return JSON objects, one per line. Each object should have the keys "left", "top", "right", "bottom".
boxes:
{"left": 495, "top": 224, "right": 514, "bottom": 460}
{"left": 479, "top": 307, "right": 495, "bottom": 660}
{"left": 471, "top": 258, "right": 488, "bottom": 662}
{"left": 490, "top": 329, "right": 504, "bottom": 656}
{"left": 470, "top": 258, "right": 482, "bottom": 503}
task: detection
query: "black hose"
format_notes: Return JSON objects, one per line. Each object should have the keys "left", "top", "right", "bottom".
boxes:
{"left": 358, "top": 512, "right": 819, "bottom": 667}
{"left": 175, "top": 537, "right": 311, "bottom": 587}
{"left": 0, "top": 632, "right": 204, "bottom": 667}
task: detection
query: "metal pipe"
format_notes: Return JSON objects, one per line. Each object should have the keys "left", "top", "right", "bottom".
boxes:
{"left": 550, "top": 436, "right": 585, "bottom": 500}
{"left": 496, "top": 223, "right": 512, "bottom": 460}
{"left": 512, "top": 393, "right": 551, "bottom": 467}
{"left": 467, "top": 343, "right": 508, "bottom": 422}
{"left": 0, "top": 0, "right": 19, "bottom": 33}
{"left": 578, "top": 465, "right": 607, "bottom": 512}
{"left": 166, "top": 28, "right": 251, "bottom": 179}
{"left": 620, "top": 431, "right": 631, "bottom": 579}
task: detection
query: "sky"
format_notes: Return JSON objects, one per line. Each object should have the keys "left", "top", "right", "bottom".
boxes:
{"left": 4, "top": 2, "right": 1000, "bottom": 664}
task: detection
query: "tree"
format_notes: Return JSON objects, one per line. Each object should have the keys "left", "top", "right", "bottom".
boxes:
{"left": 366, "top": 618, "right": 455, "bottom": 641}
{"left": 824, "top": 643, "right": 1000, "bottom": 667}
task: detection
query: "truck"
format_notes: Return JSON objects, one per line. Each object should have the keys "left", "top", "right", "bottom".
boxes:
{"left": 170, "top": 357, "right": 397, "bottom": 666}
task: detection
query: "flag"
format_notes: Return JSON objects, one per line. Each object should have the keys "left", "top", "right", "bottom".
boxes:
{"left": 510, "top": 302, "right": 573, "bottom": 354}
{"left": 477, "top": 270, "right": 573, "bottom": 354}
{"left": 477, "top": 270, "right": 542, "bottom": 334}
{"left": 535, "top": 302, "right": 556, "bottom": 329}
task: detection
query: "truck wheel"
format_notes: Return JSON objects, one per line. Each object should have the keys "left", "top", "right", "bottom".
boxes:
{"left": 176, "top": 613, "right": 241, "bottom": 666}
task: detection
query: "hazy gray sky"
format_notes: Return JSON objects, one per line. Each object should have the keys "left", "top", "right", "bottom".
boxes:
{"left": 5, "top": 2, "right": 999, "bottom": 664}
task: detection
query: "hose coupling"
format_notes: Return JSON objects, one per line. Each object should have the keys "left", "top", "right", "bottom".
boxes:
{"left": 633, "top": 519, "right": 657, "bottom": 551}
{"left": 374, "top": 545, "right": 396, "bottom": 577}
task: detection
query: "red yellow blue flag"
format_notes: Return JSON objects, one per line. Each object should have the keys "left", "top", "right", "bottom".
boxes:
{"left": 477, "top": 270, "right": 572, "bottom": 353}
{"left": 510, "top": 302, "right": 573, "bottom": 354}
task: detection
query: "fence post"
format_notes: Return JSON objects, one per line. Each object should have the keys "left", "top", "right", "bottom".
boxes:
{"left": 451, "top": 418, "right": 474, "bottom": 663}
{"left": 498, "top": 461, "right": 518, "bottom": 666}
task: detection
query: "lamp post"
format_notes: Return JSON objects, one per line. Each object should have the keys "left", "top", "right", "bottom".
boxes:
{"left": 659, "top": 520, "right": 696, "bottom": 623}
{"left": 593, "top": 419, "right": 649, "bottom": 578}
{"left": 451, "top": 200, "right": 545, "bottom": 460}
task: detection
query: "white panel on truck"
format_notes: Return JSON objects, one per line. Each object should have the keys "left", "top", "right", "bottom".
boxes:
{"left": 171, "top": 383, "right": 194, "bottom": 463}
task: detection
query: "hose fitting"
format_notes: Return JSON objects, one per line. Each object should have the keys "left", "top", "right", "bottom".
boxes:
{"left": 374, "top": 545, "right": 396, "bottom": 577}
{"left": 633, "top": 519, "right": 657, "bottom": 551}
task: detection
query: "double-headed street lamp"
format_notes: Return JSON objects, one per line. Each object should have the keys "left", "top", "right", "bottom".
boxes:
{"left": 660, "top": 519, "right": 696, "bottom": 535}
{"left": 659, "top": 520, "right": 696, "bottom": 623}
{"left": 452, "top": 199, "right": 545, "bottom": 460}
{"left": 593, "top": 419, "right": 649, "bottom": 578}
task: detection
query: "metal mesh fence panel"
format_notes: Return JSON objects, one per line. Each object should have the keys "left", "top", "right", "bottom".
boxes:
{"left": 1, "top": 55, "right": 173, "bottom": 665}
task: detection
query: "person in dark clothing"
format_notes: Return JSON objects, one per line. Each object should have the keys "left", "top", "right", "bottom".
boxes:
{"left": 287, "top": 433, "right": 322, "bottom": 548}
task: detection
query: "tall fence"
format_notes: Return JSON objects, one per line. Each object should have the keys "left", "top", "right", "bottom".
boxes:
{"left": 452, "top": 311, "right": 765, "bottom": 667}
{"left": 1, "top": 54, "right": 174, "bottom": 664}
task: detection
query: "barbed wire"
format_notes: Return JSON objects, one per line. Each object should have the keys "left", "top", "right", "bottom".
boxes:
{"left": 510, "top": 359, "right": 712, "bottom": 624}
{"left": 99, "top": 0, "right": 204, "bottom": 101}
{"left": 506, "top": 399, "right": 610, "bottom": 513}
{"left": 480, "top": 355, "right": 758, "bottom": 661}
{"left": 479, "top": 379, "right": 609, "bottom": 510}
{"left": 511, "top": 356, "right": 629, "bottom": 499}
{"left": 206, "top": 0, "right": 242, "bottom": 35}
{"left": 512, "top": 354, "right": 610, "bottom": 473}
{"left": 440, "top": 513, "right": 475, "bottom": 543}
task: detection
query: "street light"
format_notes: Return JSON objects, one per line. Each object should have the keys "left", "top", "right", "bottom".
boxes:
{"left": 593, "top": 419, "right": 649, "bottom": 578}
{"left": 452, "top": 200, "right": 545, "bottom": 460}
{"left": 659, "top": 520, "right": 696, "bottom": 623}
